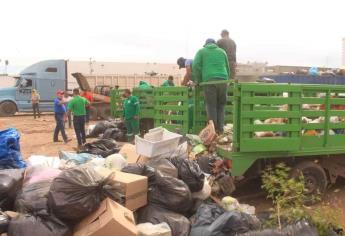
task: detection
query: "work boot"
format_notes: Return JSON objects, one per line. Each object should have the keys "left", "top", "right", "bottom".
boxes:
{"left": 64, "top": 138, "right": 72, "bottom": 144}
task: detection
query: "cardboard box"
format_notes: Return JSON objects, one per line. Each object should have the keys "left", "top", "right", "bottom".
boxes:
{"left": 120, "top": 144, "right": 140, "bottom": 163}
{"left": 97, "top": 168, "right": 148, "bottom": 210}
{"left": 74, "top": 198, "right": 138, "bottom": 236}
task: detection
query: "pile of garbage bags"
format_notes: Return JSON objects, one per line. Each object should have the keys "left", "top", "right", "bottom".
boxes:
{"left": 87, "top": 120, "right": 127, "bottom": 142}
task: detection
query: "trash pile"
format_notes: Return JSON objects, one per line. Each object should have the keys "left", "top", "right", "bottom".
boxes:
{"left": 86, "top": 119, "right": 127, "bottom": 141}
{"left": 0, "top": 126, "right": 336, "bottom": 236}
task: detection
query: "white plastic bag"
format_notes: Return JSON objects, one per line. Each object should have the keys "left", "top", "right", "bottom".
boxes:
{"left": 137, "top": 222, "right": 172, "bottom": 236}
{"left": 105, "top": 153, "right": 127, "bottom": 171}
{"left": 27, "top": 155, "right": 61, "bottom": 169}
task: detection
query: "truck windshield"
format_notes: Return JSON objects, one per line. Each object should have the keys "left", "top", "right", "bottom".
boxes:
{"left": 14, "top": 78, "right": 21, "bottom": 87}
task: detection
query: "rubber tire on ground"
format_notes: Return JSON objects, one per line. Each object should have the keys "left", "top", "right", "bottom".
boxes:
{"left": 291, "top": 161, "right": 328, "bottom": 204}
{"left": 89, "top": 106, "right": 98, "bottom": 121}
{"left": 0, "top": 101, "right": 17, "bottom": 117}
{"left": 99, "top": 107, "right": 111, "bottom": 120}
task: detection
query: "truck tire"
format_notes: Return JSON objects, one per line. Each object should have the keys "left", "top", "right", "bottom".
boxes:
{"left": 89, "top": 106, "right": 98, "bottom": 121}
{"left": 0, "top": 101, "right": 17, "bottom": 117}
{"left": 291, "top": 161, "right": 328, "bottom": 203}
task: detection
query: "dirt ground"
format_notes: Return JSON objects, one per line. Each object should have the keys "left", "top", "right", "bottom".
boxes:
{"left": 1, "top": 115, "right": 345, "bottom": 226}
{"left": 0, "top": 115, "right": 93, "bottom": 158}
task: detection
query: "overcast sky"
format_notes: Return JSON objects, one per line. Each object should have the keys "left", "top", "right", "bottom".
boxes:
{"left": 0, "top": 0, "right": 344, "bottom": 73}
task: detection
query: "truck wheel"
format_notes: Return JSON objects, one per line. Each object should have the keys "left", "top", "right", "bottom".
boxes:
{"left": 89, "top": 107, "right": 98, "bottom": 121}
{"left": 291, "top": 161, "right": 328, "bottom": 203}
{"left": 0, "top": 101, "right": 17, "bottom": 117}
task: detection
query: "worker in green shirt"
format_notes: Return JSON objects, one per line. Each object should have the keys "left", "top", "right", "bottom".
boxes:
{"left": 193, "top": 38, "right": 230, "bottom": 133}
{"left": 161, "top": 75, "right": 175, "bottom": 87}
{"left": 67, "top": 88, "right": 89, "bottom": 147}
{"left": 122, "top": 89, "right": 140, "bottom": 142}
{"left": 138, "top": 81, "right": 152, "bottom": 90}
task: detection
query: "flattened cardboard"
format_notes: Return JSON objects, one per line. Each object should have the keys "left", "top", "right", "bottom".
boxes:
{"left": 74, "top": 198, "right": 138, "bottom": 236}
{"left": 97, "top": 168, "right": 148, "bottom": 210}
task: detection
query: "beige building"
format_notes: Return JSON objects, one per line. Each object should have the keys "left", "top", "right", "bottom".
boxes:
{"left": 66, "top": 61, "right": 183, "bottom": 89}
{"left": 0, "top": 75, "right": 15, "bottom": 88}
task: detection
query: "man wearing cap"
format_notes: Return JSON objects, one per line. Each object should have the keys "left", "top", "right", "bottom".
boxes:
{"left": 67, "top": 88, "right": 89, "bottom": 147}
{"left": 193, "top": 38, "right": 230, "bottom": 133}
{"left": 217, "top": 29, "right": 237, "bottom": 80}
{"left": 161, "top": 75, "right": 175, "bottom": 87}
{"left": 53, "top": 90, "right": 71, "bottom": 143}
{"left": 177, "top": 57, "right": 193, "bottom": 86}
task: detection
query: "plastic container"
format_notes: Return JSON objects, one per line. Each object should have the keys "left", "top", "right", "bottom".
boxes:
{"left": 135, "top": 129, "right": 182, "bottom": 157}
{"left": 143, "top": 127, "right": 164, "bottom": 142}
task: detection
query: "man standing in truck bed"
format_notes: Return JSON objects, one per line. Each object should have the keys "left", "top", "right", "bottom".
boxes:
{"left": 193, "top": 38, "right": 230, "bottom": 133}
{"left": 217, "top": 29, "right": 236, "bottom": 80}
{"left": 67, "top": 88, "right": 89, "bottom": 148}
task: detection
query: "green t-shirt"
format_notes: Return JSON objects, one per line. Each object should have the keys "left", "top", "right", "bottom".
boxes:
{"left": 161, "top": 80, "right": 175, "bottom": 87}
{"left": 123, "top": 95, "right": 140, "bottom": 120}
{"left": 67, "top": 95, "right": 89, "bottom": 116}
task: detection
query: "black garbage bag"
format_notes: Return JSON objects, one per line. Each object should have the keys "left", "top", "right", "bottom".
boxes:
{"left": 80, "top": 139, "right": 120, "bottom": 157}
{"left": 239, "top": 221, "right": 318, "bottom": 236}
{"left": 102, "top": 128, "right": 126, "bottom": 142}
{"left": 192, "top": 203, "right": 225, "bottom": 227}
{"left": 121, "top": 163, "right": 156, "bottom": 184}
{"left": 114, "top": 121, "right": 126, "bottom": 131}
{"left": 169, "top": 157, "right": 205, "bottom": 192}
{"left": 191, "top": 202, "right": 258, "bottom": 236}
{"left": 0, "top": 212, "right": 9, "bottom": 234}
{"left": 8, "top": 214, "right": 72, "bottom": 236}
{"left": 0, "top": 169, "right": 24, "bottom": 211}
{"left": 147, "top": 158, "right": 178, "bottom": 178}
{"left": 15, "top": 180, "right": 52, "bottom": 215}
{"left": 148, "top": 170, "right": 192, "bottom": 213}
{"left": 191, "top": 211, "right": 258, "bottom": 236}
{"left": 196, "top": 155, "right": 214, "bottom": 174}
{"left": 48, "top": 165, "right": 124, "bottom": 222}
{"left": 87, "top": 121, "right": 116, "bottom": 138}
{"left": 138, "top": 204, "right": 191, "bottom": 236}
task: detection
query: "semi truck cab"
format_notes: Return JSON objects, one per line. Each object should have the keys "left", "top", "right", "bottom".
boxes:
{"left": 0, "top": 60, "right": 67, "bottom": 116}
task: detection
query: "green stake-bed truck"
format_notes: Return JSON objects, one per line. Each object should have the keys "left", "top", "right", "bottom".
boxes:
{"left": 111, "top": 82, "right": 345, "bottom": 195}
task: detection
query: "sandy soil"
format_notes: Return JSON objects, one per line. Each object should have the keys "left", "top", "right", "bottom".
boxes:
{"left": 0, "top": 115, "right": 94, "bottom": 158}
{"left": 1, "top": 115, "right": 345, "bottom": 226}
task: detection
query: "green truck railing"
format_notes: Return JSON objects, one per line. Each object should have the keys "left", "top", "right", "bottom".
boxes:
{"left": 110, "top": 89, "right": 125, "bottom": 118}
{"left": 153, "top": 87, "right": 192, "bottom": 134}
{"left": 132, "top": 88, "right": 154, "bottom": 119}
{"left": 219, "top": 83, "right": 345, "bottom": 177}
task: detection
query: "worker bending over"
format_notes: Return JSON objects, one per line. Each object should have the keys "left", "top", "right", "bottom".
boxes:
{"left": 122, "top": 89, "right": 140, "bottom": 142}
{"left": 177, "top": 57, "right": 193, "bottom": 85}
{"left": 193, "top": 38, "right": 230, "bottom": 133}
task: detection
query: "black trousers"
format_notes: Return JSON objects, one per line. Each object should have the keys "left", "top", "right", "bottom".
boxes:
{"left": 32, "top": 103, "right": 40, "bottom": 118}
{"left": 54, "top": 113, "right": 67, "bottom": 142}
{"left": 73, "top": 115, "right": 86, "bottom": 146}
